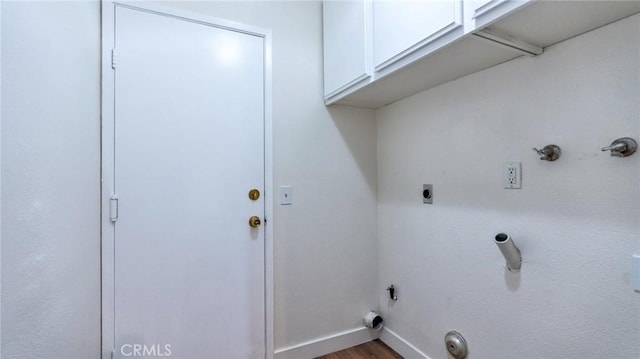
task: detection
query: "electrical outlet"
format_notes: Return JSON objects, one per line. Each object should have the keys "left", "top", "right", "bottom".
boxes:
{"left": 503, "top": 162, "right": 521, "bottom": 189}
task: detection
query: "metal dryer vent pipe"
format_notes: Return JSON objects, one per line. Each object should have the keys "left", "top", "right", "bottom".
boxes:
{"left": 494, "top": 233, "right": 521, "bottom": 272}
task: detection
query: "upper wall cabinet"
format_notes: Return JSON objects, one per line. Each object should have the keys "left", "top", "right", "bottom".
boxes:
{"left": 465, "top": 0, "right": 529, "bottom": 29}
{"left": 373, "top": 0, "right": 462, "bottom": 71}
{"left": 323, "top": 0, "right": 370, "bottom": 98}
{"left": 323, "top": 0, "right": 640, "bottom": 109}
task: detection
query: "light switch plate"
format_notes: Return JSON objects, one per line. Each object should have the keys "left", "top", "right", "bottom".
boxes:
{"left": 280, "top": 185, "right": 292, "bottom": 205}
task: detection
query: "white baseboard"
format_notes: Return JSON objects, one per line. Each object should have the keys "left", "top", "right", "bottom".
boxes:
{"left": 379, "top": 327, "right": 431, "bottom": 359}
{"left": 274, "top": 326, "right": 379, "bottom": 359}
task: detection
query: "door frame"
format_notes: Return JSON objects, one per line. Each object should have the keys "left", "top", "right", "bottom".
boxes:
{"left": 100, "top": 2, "right": 273, "bottom": 358}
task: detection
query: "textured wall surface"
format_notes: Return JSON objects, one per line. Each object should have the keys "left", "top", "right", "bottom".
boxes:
{"left": 0, "top": 2, "right": 3, "bottom": 355}
{"left": 376, "top": 14, "right": 640, "bottom": 359}
{"left": 1, "top": 1, "right": 101, "bottom": 358}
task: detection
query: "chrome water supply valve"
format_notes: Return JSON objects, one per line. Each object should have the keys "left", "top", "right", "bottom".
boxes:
{"left": 532, "top": 144, "right": 561, "bottom": 161}
{"left": 601, "top": 137, "right": 637, "bottom": 157}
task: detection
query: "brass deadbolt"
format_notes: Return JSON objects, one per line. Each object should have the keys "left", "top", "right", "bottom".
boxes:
{"left": 248, "top": 216, "right": 261, "bottom": 228}
{"left": 248, "top": 189, "right": 260, "bottom": 201}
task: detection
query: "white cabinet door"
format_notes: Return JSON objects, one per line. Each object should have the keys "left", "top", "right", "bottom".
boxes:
{"left": 323, "top": 0, "right": 370, "bottom": 97}
{"left": 373, "top": 0, "right": 462, "bottom": 70}
{"left": 466, "top": 0, "right": 530, "bottom": 30}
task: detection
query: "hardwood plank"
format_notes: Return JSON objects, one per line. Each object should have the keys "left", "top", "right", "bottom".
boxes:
{"left": 314, "top": 340, "right": 403, "bottom": 359}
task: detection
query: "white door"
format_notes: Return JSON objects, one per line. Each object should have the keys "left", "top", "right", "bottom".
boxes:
{"left": 108, "top": 6, "right": 265, "bottom": 358}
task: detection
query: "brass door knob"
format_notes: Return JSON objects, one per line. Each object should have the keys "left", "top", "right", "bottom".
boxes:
{"left": 248, "top": 216, "right": 261, "bottom": 228}
{"left": 248, "top": 189, "right": 260, "bottom": 200}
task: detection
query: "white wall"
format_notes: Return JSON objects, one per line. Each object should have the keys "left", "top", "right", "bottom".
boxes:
{"left": 376, "top": 14, "right": 640, "bottom": 359}
{"left": 0, "top": 1, "right": 3, "bottom": 355}
{"left": 1, "top": 1, "right": 101, "bottom": 358}
{"left": 1, "top": 1, "right": 379, "bottom": 357}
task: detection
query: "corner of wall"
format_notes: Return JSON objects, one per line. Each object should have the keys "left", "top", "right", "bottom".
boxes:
{"left": 0, "top": 0, "right": 4, "bottom": 354}
{"left": 274, "top": 327, "right": 379, "bottom": 359}
{"left": 374, "top": 13, "right": 640, "bottom": 359}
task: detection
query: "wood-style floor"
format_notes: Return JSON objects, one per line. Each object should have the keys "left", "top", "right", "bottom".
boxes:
{"left": 314, "top": 340, "right": 403, "bottom": 359}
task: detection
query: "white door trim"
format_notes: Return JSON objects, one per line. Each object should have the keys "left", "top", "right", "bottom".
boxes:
{"left": 100, "top": 2, "right": 273, "bottom": 358}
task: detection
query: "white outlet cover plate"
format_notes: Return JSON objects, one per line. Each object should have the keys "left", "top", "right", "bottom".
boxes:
{"left": 503, "top": 162, "right": 522, "bottom": 189}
